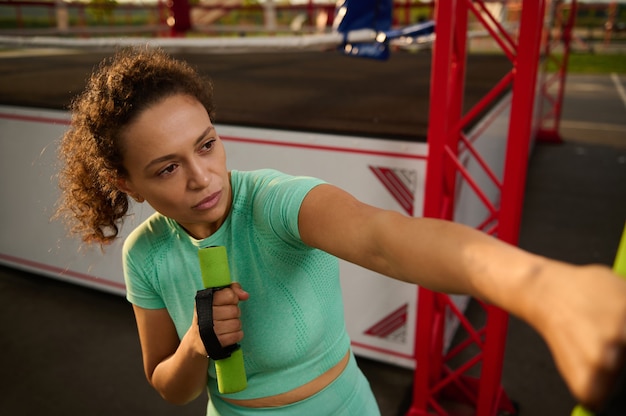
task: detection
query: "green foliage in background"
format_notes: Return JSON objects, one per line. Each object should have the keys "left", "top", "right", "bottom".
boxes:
{"left": 547, "top": 53, "right": 626, "bottom": 74}
{"left": 87, "top": 0, "right": 118, "bottom": 23}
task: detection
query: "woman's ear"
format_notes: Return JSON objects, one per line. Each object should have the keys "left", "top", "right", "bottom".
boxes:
{"left": 116, "top": 177, "right": 145, "bottom": 203}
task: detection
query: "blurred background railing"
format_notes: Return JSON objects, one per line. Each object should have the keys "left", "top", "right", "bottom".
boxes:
{"left": 0, "top": 0, "right": 434, "bottom": 37}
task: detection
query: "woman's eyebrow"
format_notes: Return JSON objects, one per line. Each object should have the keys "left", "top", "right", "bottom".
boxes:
{"left": 143, "top": 125, "right": 214, "bottom": 172}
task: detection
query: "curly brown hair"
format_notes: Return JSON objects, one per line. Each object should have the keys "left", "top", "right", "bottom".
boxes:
{"left": 56, "top": 47, "right": 216, "bottom": 245}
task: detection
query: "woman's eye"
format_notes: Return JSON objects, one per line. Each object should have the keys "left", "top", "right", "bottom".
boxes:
{"left": 201, "top": 139, "right": 216, "bottom": 152}
{"left": 158, "top": 164, "right": 177, "bottom": 176}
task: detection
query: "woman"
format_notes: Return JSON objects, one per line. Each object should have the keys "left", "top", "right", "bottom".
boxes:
{"left": 57, "top": 47, "right": 626, "bottom": 415}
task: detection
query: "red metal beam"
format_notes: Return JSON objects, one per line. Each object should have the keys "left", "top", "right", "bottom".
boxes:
{"left": 537, "top": 0, "right": 578, "bottom": 143}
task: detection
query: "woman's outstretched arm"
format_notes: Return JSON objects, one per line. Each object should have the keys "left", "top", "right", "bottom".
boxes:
{"left": 299, "top": 184, "right": 626, "bottom": 411}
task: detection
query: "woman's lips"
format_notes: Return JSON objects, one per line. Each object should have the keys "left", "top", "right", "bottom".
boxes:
{"left": 193, "top": 190, "right": 221, "bottom": 210}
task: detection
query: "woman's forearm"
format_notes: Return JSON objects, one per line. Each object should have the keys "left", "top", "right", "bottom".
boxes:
{"left": 150, "top": 328, "right": 210, "bottom": 405}
{"left": 369, "top": 215, "right": 586, "bottom": 330}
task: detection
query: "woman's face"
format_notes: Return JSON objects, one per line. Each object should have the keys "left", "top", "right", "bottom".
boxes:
{"left": 117, "top": 94, "right": 231, "bottom": 239}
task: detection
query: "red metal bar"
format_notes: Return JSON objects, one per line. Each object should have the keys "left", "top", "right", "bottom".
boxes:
{"left": 456, "top": 71, "right": 514, "bottom": 133}
{"left": 410, "top": 5, "right": 459, "bottom": 412}
{"left": 458, "top": 132, "right": 504, "bottom": 189}
{"left": 412, "top": 0, "right": 482, "bottom": 414}
{"left": 412, "top": 293, "right": 436, "bottom": 413}
{"left": 464, "top": 0, "right": 517, "bottom": 60}
{"left": 475, "top": 211, "right": 498, "bottom": 233}
{"left": 438, "top": 0, "right": 469, "bottom": 223}
{"left": 421, "top": 0, "right": 458, "bottom": 221}
{"left": 168, "top": 0, "right": 191, "bottom": 36}
{"left": 500, "top": 0, "right": 547, "bottom": 246}
{"left": 475, "top": 2, "right": 548, "bottom": 414}
{"left": 433, "top": 354, "right": 482, "bottom": 395}
{"left": 445, "top": 327, "right": 486, "bottom": 361}
{"left": 443, "top": 303, "right": 485, "bottom": 352}
{"left": 537, "top": 0, "right": 578, "bottom": 143}
{"left": 444, "top": 146, "right": 499, "bottom": 216}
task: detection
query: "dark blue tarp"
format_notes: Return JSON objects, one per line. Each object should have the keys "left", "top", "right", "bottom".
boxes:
{"left": 334, "top": 0, "right": 393, "bottom": 60}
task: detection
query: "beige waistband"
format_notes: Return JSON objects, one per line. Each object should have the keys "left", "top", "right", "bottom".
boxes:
{"left": 222, "top": 350, "right": 351, "bottom": 408}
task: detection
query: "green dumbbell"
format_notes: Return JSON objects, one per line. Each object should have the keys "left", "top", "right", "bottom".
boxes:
{"left": 198, "top": 246, "right": 247, "bottom": 394}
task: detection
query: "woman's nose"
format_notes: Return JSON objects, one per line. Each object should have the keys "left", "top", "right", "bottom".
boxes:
{"left": 187, "top": 162, "right": 210, "bottom": 190}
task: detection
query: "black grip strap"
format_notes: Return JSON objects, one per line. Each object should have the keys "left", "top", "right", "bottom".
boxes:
{"left": 195, "top": 288, "right": 239, "bottom": 360}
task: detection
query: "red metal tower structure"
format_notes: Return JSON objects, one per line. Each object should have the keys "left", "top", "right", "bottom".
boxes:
{"left": 409, "top": 1, "right": 574, "bottom": 414}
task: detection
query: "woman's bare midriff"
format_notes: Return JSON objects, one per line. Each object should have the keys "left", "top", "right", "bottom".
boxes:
{"left": 222, "top": 350, "right": 351, "bottom": 408}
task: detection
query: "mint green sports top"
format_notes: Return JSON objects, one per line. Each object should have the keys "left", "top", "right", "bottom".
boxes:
{"left": 123, "top": 169, "right": 351, "bottom": 401}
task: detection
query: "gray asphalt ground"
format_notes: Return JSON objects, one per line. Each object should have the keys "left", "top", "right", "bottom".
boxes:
{"left": 0, "top": 48, "right": 625, "bottom": 415}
